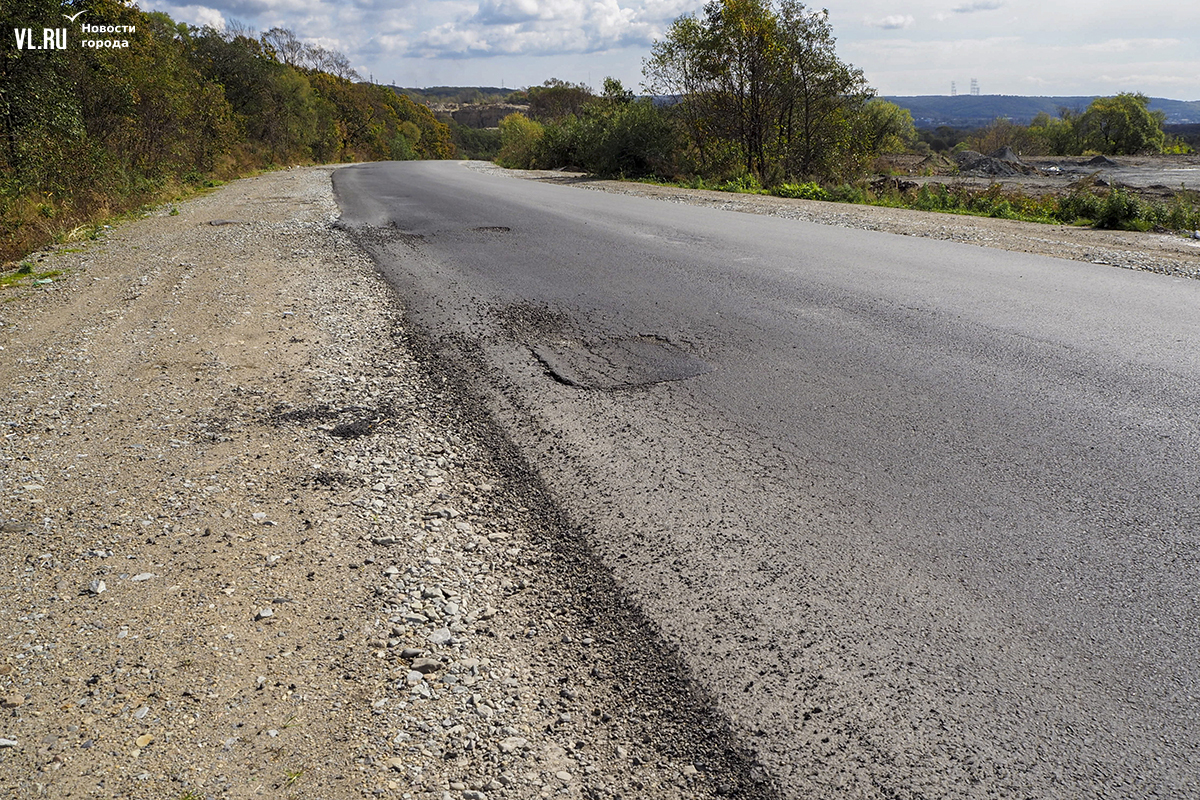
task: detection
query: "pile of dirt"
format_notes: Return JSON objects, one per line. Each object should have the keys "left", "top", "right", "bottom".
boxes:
{"left": 955, "top": 147, "right": 1041, "bottom": 177}
{"left": 1085, "top": 154, "right": 1121, "bottom": 168}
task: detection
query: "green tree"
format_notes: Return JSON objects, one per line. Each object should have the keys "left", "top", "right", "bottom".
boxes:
{"left": 1077, "top": 93, "right": 1165, "bottom": 155}
{"left": 526, "top": 79, "right": 594, "bottom": 123}
{"left": 535, "top": 79, "right": 680, "bottom": 178}
{"left": 1, "top": 0, "right": 83, "bottom": 187}
{"left": 1028, "top": 108, "right": 1080, "bottom": 155}
{"left": 496, "top": 113, "right": 544, "bottom": 168}
{"left": 856, "top": 99, "right": 916, "bottom": 155}
{"left": 772, "top": 1, "right": 872, "bottom": 181}
{"left": 644, "top": 0, "right": 872, "bottom": 183}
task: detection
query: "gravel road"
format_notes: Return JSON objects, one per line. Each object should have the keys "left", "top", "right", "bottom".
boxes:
{"left": 3, "top": 163, "right": 1197, "bottom": 800}
{"left": 0, "top": 166, "right": 766, "bottom": 800}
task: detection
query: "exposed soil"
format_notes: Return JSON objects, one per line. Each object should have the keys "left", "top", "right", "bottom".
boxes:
{"left": 883, "top": 151, "right": 1200, "bottom": 201}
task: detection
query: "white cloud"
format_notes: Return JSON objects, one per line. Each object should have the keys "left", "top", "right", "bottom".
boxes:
{"left": 135, "top": 0, "right": 1200, "bottom": 98}
{"left": 865, "top": 14, "right": 915, "bottom": 29}
{"left": 409, "top": 0, "right": 680, "bottom": 58}
{"left": 952, "top": 0, "right": 1002, "bottom": 13}
{"left": 1082, "top": 38, "right": 1182, "bottom": 53}
{"left": 146, "top": 3, "right": 226, "bottom": 29}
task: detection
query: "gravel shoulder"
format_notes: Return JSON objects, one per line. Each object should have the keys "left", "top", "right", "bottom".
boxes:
{"left": 488, "top": 165, "right": 1200, "bottom": 279}
{"left": 0, "top": 167, "right": 766, "bottom": 800}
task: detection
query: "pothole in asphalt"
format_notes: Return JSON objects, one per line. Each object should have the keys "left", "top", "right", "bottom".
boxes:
{"left": 531, "top": 335, "right": 711, "bottom": 389}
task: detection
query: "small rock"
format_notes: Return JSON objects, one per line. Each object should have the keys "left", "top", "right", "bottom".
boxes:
{"left": 462, "top": 791, "right": 488, "bottom": 800}
{"left": 399, "top": 648, "right": 423, "bottom": 659}
{"left": 88, "top": 579, "right": 106, "bottom": 595}
{"left": 555, "top": 771, "right": 572, "bottom": 783}
{"left": 130, "top": 572, "right": 154, "bottom": 582}
{"left": 0, "top": 738, "right": 17, "bottom": 748}
{"left": 498, "top": 736, "right": 529, "bottom": 754}
{"left": 1, "top": 695, "right": 23, "bottom": 710}
{"left": 410, "top": 658, "right": 442, "bottom": 674}
{"left": 426, "top": 627, "right": 452, "bottom": 646}
{"left": 682, "top": 764, "right": 699, "bottom": 777}
{"left": 133, "top": 706, "right": 149, "bottom": 719}
{"left": 255, "top": 608, "right": 274, "bottom": 620}
{"left": 386, "top": 757, "right": 405, "bottom": 771}
{"left": 135, "top": 734, "right": 153, "bottom": 748}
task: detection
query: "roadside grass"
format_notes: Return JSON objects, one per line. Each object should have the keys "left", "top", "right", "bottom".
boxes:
{"left": 0, "top": 172, "right": 240, "bottom": 282}
{"left": 0, "top": 168, "right": 244, "bottom": 270}
{"left": 0, "top": 263, "right": 63, "bottom": 290}
{"left": 635, "top": 174, "right": 1200, "bottom": 234}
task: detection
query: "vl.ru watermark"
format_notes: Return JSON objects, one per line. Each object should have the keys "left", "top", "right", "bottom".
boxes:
{"left": 13, "top": 22, "right": 135, "bottom": 51}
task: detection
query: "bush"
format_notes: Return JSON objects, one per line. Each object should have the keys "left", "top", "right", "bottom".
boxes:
{"left": 1152, "top": 193, "right": 1200, "bottom": 231}
{"left": 1057, "top": 187, "right": 1102, "bottom": 223}
{"left": 773, "top": 182, "right": 829, "bottom": 201}
{"left": 496, "top": 113, "right": 545, "bottom": 169}
{"left": 584, "top": 100, "right": 679, "bottom": 178}
{"left": 829, "top": 183, "right": 869, "bottom": 204}
{"left": 1094, "top": 187, "right": 1146, "bottom": 230}
{"left": 715, "top": 174, "right": 762, "bottom": 193}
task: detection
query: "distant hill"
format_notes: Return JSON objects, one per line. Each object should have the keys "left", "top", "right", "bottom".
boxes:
{"left": 883, "top": 95, "right": 1200, "bottom": 128}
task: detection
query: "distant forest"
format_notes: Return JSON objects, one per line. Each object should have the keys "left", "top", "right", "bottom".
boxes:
{"left": 884, "top": 95, "right": 1200, "bottom": 128}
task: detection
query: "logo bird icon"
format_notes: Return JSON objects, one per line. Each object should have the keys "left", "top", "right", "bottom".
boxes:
{"left": 64, "top": 10, "right": 87, "bottom": 22}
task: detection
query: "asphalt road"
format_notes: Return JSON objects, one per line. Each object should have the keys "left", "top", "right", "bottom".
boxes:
{"left": 334, "top": 161, "right": 1200, "bottom": 799}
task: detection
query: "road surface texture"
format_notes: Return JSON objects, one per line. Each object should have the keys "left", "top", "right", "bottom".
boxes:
{"left": 334, "top": 161, "right": 1199, "bottom": 799}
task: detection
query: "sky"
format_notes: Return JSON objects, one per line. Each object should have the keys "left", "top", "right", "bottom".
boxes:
{"left": 138, "top": 0, "right": 1200, "bottom": 99}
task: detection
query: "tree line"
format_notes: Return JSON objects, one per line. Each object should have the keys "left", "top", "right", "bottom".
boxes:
{"left": 936, "top": 93, "right": 1184, "bottom": 158}
{"left": 1, "top": 0, "right": 454, "bottom": 263}
{"left": 497, "top": 0, "right": 917, "bottom": 186}
{"left": 495, "top": 0, "right": 1185, "bottom": 187}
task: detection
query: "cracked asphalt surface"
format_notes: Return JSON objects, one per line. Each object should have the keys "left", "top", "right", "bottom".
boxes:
{"left": 334, "top": 160, "right": 1200, "bottom": 799}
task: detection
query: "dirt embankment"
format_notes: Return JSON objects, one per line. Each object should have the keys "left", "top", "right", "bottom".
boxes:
{"left": 0, "top": 167, "right": 769, "bottom": 800}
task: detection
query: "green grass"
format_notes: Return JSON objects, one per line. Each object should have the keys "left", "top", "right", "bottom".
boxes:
{"left": 637, "top": 174, "right": 1200, "bottom": 233}
{"left": 0, "top": 266, "right": 62, "bottom": 290}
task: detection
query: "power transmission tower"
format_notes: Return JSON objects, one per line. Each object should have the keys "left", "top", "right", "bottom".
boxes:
{"left": 970, "top": 78, "right": 979, "bottom": 96}
{"left": 951, "top": 81, "right": 957, "bottom": 96}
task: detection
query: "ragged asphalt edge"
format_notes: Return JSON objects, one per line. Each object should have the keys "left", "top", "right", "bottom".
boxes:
{"left": 339, "top": 218, "right": 784, "bottom": 800}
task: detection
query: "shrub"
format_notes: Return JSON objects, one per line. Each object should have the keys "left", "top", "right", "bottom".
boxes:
{"left": 773, "top": 182, "right": 829, "bottom": 201}
{"left": 1094, "top": 187, "right": 1145, "bottom": 230}
{"left": 828, "top": 183, "right": 869, "bottom": 204}
{"left": 1057, "top": 187, "right": 1102, "bottom": 224}
{"left": 496, "top": 113, "right": 545, "bottom": 169}
{"left": 715, "top": 174, "right": 763, "bottom": 193}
